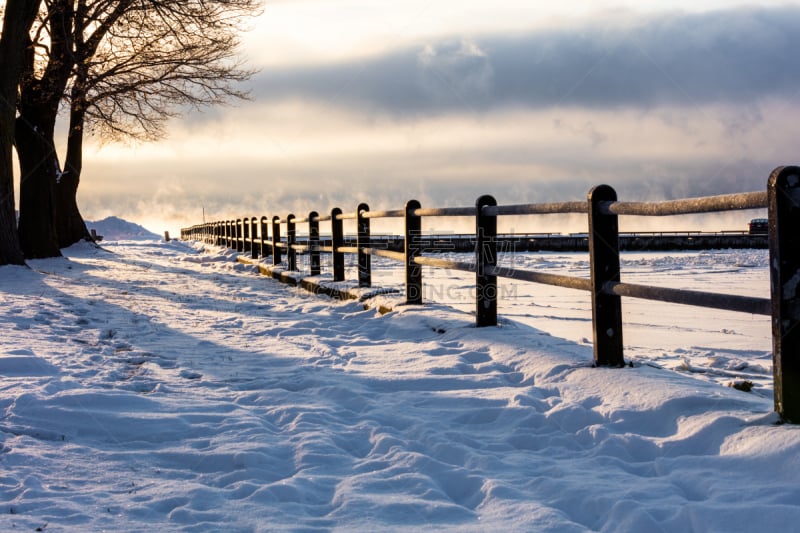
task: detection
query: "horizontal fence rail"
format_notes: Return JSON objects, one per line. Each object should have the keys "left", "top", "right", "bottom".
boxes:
{"left": 182, "top": 165, "right": 800, "bottom": 423}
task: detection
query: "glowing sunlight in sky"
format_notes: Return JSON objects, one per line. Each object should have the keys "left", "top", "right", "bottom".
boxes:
{"left": 73, "top": 0, "right": 798, "bottom": 235}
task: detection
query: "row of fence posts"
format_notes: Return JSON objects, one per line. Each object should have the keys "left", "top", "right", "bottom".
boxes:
{"left": 183, "top": 190, "right": 636, "bottom": 367}
{"left": 181, "top": 166, "right": 800, "bottom": 423}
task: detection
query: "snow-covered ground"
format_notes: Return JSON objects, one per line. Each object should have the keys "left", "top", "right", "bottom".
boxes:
{"left": 365, "top": 248, "right": 772, "bottom": 392}
{"left": 1, "top": 238, "right": 797, "bottom": 532}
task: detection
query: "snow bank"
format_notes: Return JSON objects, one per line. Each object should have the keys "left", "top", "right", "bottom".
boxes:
{"left": 0, "top": 240, "right": 797, "bottom": 531}
{"left": 86, "top": 216, "right": 161, "bottom": 241}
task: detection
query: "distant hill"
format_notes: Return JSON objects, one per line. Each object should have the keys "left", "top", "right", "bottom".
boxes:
{"left": 86, "top": 216, "right": 161, "bottom": 241}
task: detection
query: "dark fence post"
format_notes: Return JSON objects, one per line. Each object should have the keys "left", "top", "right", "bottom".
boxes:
{"left": 357, "top": 203, "right": 371, "bottom": 288}
{"left": 225, "top": 221, "right": 231, "bottom": 249}
{"left": 331, "top": 207, "right": 345, "bottom": 282}
{"left": 235, "top": 219, "right": 243, "bottom": 252}
{"left": 272, "top": 216, "right": 282, "bottom": 266}
{"left": 260, "top": 216, "right": 269, "bottom": 258}
{"left": 243, "top": 217, "right": 251, "bottom": 254}
{"left": 287, "top": 214, "right": 297, "bottom": 271}
{"left": 405, "top": 200, "right": 422, "bottom": 304}
{"left": 588, "top": 184, "right": 624, "bottom": 367}
{"left": 768, "top": 165, "right": 800, "bottom": 422}
{"left": 476, "top": 195, "right": 497, "bottom": 327}
{"left": 250, "top": 217, "right": 258, "bottom": 259}
{"left": 309, "top": 211, "right": 321, "bottom": 276}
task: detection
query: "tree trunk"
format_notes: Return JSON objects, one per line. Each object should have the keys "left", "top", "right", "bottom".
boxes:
{"left": 17, "top": 0, "right": 73, "bottom": 258}
{"left": 0, "top": 110, "right": 24, "bottom": 263}
{"left": 15, "top": 113, "right": 61, "bottom": 259}
{"left": 57, "top": 70, "right": 91, "bottom": 249}
{"left": 0, "top": 0, "right": 41, "bottom": 265}
{"left": 55, "top": 165, "right": 90, "bottom": 249}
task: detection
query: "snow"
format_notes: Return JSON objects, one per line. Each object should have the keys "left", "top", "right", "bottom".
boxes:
{"left": 86, "top": 216, "right": 161, "bottom": 241}
{"left": 1, "top": 237, "right": 798, "bottom": 531}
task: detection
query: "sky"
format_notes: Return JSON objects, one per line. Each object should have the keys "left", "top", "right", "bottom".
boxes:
{"left": 70, "top": 0, "right": 800, "bottom": 236}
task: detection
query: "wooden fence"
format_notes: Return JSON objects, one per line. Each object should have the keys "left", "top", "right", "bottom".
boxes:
{"left": 182, "top": 165, "right": 800, "bottom": 423}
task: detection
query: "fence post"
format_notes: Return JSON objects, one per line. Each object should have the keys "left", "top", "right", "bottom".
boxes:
{"left": 405, "top": 200, "right": 422, "bottom": 304}
{"left": 272, "top": 215, "right": 282, "bottom": 266}
{"left": 250, "top": 217, "right": 258, "bottom": 259}
{"left": 225, "top": 221, "right": 231, "bottom": 248}
{"left": 331, "top": 207, "right": 345, "bottom": 282}
{"left": 357, "top": 203, "right": 371, "bottom": 288}
{"left": 309, "top": 211, "right": 321, "bottom": 276}
{"left": 588, "top": 184, "right": 624, "bottom": 367}
{"left": 287, "top": 214, "right": 297, "bottom": 271}
{"left": 243, "top": 217, "right": 251, "bottom": 254}
{"left": 260, "top": 216, "right": 269, "bottom": 258}
{"left": 768, "top": 165, "right": 800, "bottom": 422}
{"left": 235, "top": 219, "right": 243, "bottom": 252}
{"left": 476, "top": 195, "right": 497, "bottom": 327}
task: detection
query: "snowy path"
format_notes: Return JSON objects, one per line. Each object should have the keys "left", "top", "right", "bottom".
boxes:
{"left": 1, "top": 240, "right": 798, "bottom": 531}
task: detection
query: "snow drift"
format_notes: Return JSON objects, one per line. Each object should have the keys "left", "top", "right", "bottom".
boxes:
{"left": 0, "top": 238, "right": 797, "bottom": 531}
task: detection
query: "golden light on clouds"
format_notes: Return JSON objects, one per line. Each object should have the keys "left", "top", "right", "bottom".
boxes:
{"left": 68, "top": 1, "right": 800, "bottom": 234}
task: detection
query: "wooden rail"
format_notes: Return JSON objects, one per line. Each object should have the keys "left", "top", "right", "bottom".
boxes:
{"left": 181, "top": 166, "right": 800, "bottom": 423}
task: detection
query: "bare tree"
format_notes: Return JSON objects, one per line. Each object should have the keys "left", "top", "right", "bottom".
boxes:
{"left": 17, "top": 0, "right": 83, "bottom": 258}
{"left": 15, "top": 0, "right": 259, "bottom": 256}
{"left": 58, "top": 0, "right": 258, "bottom": 247}
{"left": 0, "top": 0, "right": 41, "bottom": 265}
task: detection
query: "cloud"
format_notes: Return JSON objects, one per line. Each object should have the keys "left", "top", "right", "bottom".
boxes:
{"left": 81, "top": 97, "right": 795, "bottom": 236}
{"left": 415, "top": 40, "right": 494, "bottom": 109}
{"left": 248, "top": 6, "right": 800, "bottom": 115}
{"left": 79, "top": 6, "right": 800, "bottom": 233}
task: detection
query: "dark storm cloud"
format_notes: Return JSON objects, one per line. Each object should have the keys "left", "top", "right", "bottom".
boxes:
{"left": 251, "top": 6, "right": 800, "bottom": 114}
